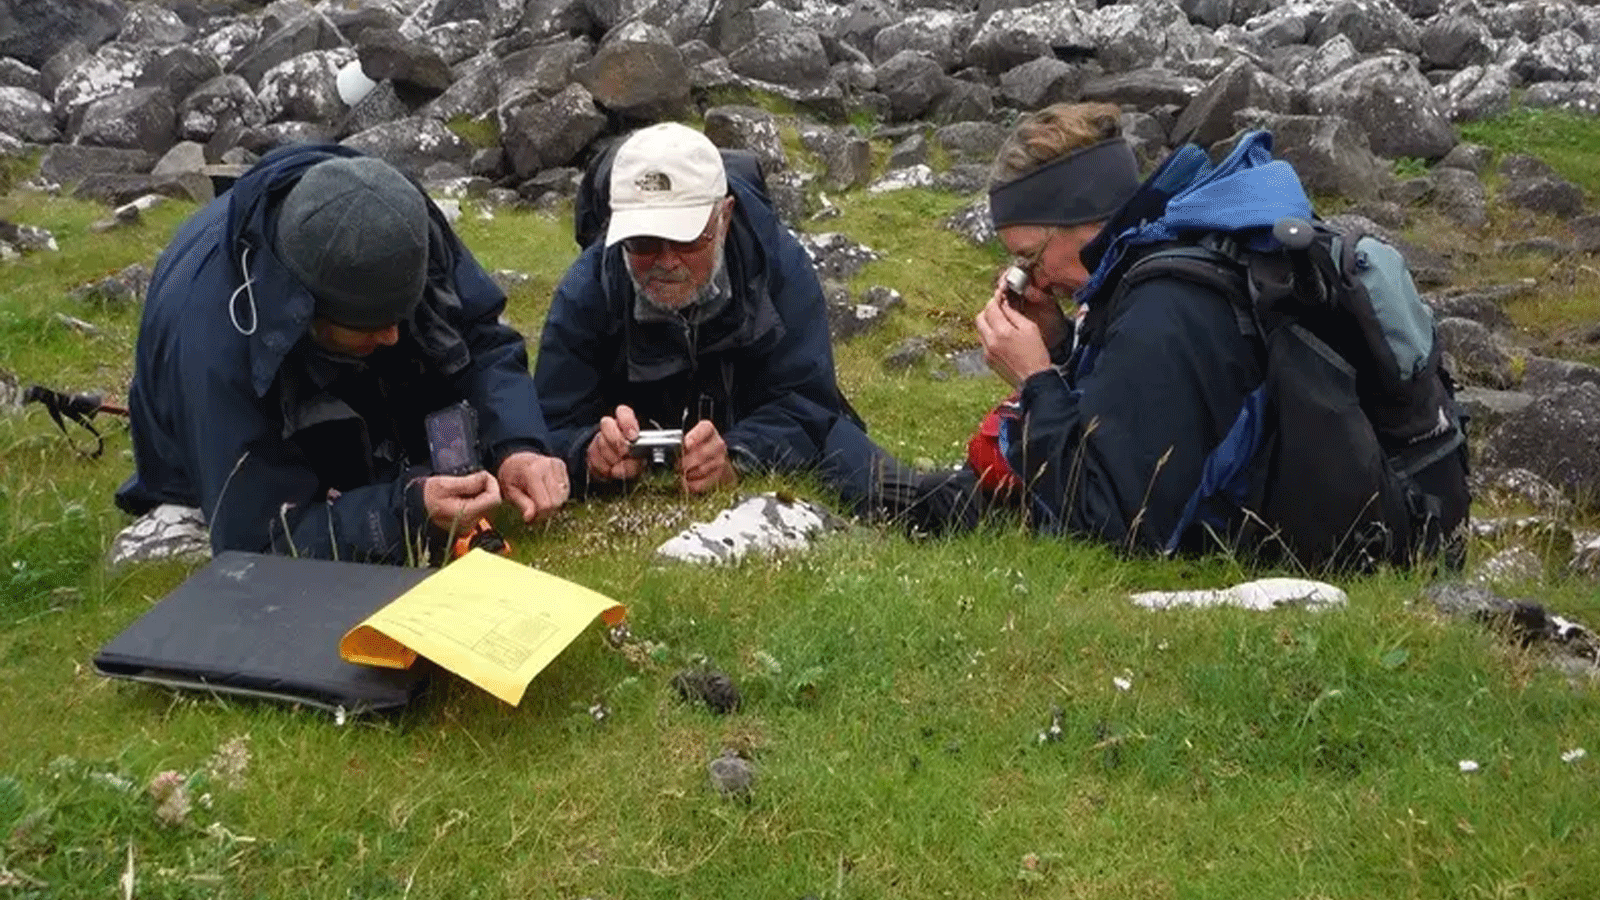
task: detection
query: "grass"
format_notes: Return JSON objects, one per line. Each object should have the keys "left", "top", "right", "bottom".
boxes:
{"left": 3, "top": 113, "right": 1600, "bottom": 898}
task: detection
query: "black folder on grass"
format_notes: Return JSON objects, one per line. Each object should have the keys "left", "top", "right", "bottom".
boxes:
{"left": 93, "top": 551, "right": 432, "bottom": 715}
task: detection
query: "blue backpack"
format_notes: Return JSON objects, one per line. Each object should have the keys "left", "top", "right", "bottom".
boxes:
{"left": 1075, "top": 132, "right": 1469, "bottom": 571}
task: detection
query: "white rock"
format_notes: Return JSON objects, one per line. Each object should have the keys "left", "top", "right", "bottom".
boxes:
{"left": 1129, "top": 577, "right": 1348, "bottom": 611}
{"left": 336, "top": 57, "right": 378, "bottom": 107}
{"left": 655, "top": 492, "right": 841, "bottom": 565}
{"left": 107, "top": 504, "right": 210, "bottom": 566}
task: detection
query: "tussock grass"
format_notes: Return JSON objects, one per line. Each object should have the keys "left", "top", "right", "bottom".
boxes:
{"left": 3, "top": 114, "right": 1600, "bottom": 897}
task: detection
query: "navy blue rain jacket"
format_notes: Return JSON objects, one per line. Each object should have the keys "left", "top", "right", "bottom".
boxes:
{"left": 535, "top": 175, "right": 848, "bottom": 488}
{"left": 1003, "top": 273, "right": 1263, "bottom": 550}
{"left": 115, "top": 144, "right": 549, "bottom": 562}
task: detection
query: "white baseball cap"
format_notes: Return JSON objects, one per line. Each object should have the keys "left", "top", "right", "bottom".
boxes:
{"left": 605, "top": 122, "right": 728, "bottom": 248}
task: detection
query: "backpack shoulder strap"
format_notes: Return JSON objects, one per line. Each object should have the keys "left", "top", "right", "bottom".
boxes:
{"left": 1103, "top": 240, "right": 1258, "bottom": 341}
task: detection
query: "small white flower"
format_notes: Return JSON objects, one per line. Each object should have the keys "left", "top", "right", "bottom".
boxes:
{"left": 1458, "top": 760, "right": 1480, "bottom": 773}
{"left": 1112, "top": 677, "right": 1132, "bottom": 692}
{"left": 1561, "top": 748, "right": 1586, "bottom": 764}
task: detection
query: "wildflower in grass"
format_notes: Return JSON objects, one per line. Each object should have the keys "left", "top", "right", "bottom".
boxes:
{"left": 147, "top": 770, "right": 192, "bottom": 826}
{"left": 206, "top": 734, "right": 252, "bottom": 790}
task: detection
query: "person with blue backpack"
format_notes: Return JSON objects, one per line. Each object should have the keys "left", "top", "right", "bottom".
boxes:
{"left": 940, "top": 102, "right": 1470, "bottom": 570}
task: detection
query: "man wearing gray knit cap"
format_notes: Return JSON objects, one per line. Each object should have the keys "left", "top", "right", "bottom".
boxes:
{"left": 117, "top": 146, "right": 568, "bottom": 565}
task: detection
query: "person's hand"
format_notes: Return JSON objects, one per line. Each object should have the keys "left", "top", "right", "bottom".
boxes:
{"left": 423, "top": 470, "right": 502, "bottom": 533}
{"left": 586, "top": 404, "right": 646, "bottom": 482}
{"left": 679, "top": 420, "right": 738, "bottom": 494}
{"left": 994, "top": 269, "right": 1070, "bottom": 353}
{"left": 497, "top": 451, "right": 569, "bottom": 523}
{"left": 976, "top": 294, "right": 1053, "bottom": 388}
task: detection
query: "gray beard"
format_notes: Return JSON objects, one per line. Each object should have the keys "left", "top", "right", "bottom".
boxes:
{"left": 629, "top": 235, "right": 733, "bottom": 325}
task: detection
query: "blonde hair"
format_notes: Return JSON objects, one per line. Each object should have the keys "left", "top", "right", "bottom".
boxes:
{"left": 989, "top": 103, "right": 1125, "bottom": 188}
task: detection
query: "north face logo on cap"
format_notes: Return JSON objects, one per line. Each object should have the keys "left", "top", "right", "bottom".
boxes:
{"left": 634, "top": 171, "right": 672, "bottom": 193}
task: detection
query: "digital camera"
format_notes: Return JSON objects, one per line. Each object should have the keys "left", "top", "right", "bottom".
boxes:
{"left": 629, "top": 428, "right": 684, "bottom": 467}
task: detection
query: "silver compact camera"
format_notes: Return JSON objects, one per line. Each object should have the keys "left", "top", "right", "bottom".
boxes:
{"left": 629, "top": 428, "right": 684, "bottom": 466}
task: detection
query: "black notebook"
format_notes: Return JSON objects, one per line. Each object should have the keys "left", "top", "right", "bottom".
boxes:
{"left": 94, "top": 551, "right": 434, "bottom": 716}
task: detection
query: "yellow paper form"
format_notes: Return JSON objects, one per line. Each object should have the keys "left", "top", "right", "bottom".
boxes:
{"left": 338, "top": 549, "right": 627, "bottom": 706}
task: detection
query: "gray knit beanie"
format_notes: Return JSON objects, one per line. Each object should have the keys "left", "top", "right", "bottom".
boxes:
{"left": 274, "top": 157, "right": 429, "bottom": 330}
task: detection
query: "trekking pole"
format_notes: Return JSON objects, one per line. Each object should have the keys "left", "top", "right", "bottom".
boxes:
{"left": 21, "top": 385, "right": 129, "bottom": 459}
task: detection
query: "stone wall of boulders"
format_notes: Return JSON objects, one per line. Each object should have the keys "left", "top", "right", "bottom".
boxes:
{"left": 4, "top": 0, "right": 1600, "bottom": 581}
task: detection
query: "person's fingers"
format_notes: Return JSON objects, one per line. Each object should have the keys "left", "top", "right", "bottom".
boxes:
{"left": 598, "top": 416, "right": 631, "bottom": 459}
{"left": 682, "top": 419, "right": 716, "bottom": 451}
{"left": 615, "top": 405, "right": 640, "bottom": 440}
{"left": 612, "top": 457, "right": 645, "bottom": 481}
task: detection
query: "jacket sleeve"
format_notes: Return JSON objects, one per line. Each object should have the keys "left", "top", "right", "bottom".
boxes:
{"left": 440, "top": 231, "right": 551, "bottom": 470}
{"left": 172, "top": 337, "right": 436, "bottom": 564}
{"left": 1005, "top": 277, "right": 1261, "bottom": 550}
{"left": 533, "top": 247, "right": 617, "bottom": 488}
{"left": 720, "top": 226, "right": 844, "bottom": 470}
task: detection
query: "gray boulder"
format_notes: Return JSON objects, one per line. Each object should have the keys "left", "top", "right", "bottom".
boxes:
{"left": 1421, "top": 15, "right": 1496, "bottom": 70}
{"left": 933, "top": 121, "right": 1008, "bottom": 165}
{"left": 1437, "top": 317, "right": 1515, "bottom": 389}
{"left": 341, "top": 80, "right": 411, "bottom": 136}
{"left": 836, "top": 0, "right": 897, "bottom": 57}
{"left": 1085, "top": 0, "right": 1215, "bottom": 74}
{"left": 340, "top": 117, "right": 470, "bottom": 179}
{"left": 357, "top": 27, "right": 455, "bottom": 99}
{"left": 75, "top": 85, "right": 175, "bottom": 154}
{"left": 118, "top": 2, "right": 190, "bottom": 45}
{"left": 1521, "top": 356, "right": 1600, "bottom": 396}
{"left": 705, "top": 105, "right": 788, "bottom": 174}
{"left": 728, "top": 28, "right": 831, "bottom": 91}
{"left": 966, "top": 2, "right": 1092, "bottom": 75}
{"left": 1308, "top": 0, "right": 1421, "bottom": 56}
{"left": 1, "top": 0, "right": 126, "bottom": 70}
{"left": 420, "top": 54, "right": 499, "bottom": 123}
{"left": 256, "top": 49, "right": 352, "bottom": 126}
{"left": 138, "top": 45, "right": 221, "bottom": 111}
{"left": 1498, "top": 153, "right": 1558, "bottom": 182}
{"left": 931, "top": 80, "right": 994, "bottom": 125}
{"left": 200, "top": 21, "right": 263, "bottom": 73}
{"left": 871, "top": 10, "right": 973, "bottom": 70}
{"left": 229, "top": 10, "right": 344, "bottom": 89}
{"left": 1174, "top": 58, "right": 1294, "bottom": 148}
{"left": 41, "top": 41, "right": 92, "bottom": 100}
{"left": 1081, "top": 68, "right": 1205, "bottom": 110}
{"left": 37, "top": 144, "right": 155, "bottom": 186}
{"left": 799, "top": 231, "right": 882, "bottom": 283}
{"left": 1522, "top": 82, "right": 1600, "bottom": 117}
{"left": 520, "top": 0, "right": 592, "bottom": 40}
{"left": 494, "top": 39, "right": 596, "bottom": 124}
{"left": 1437, "top": 142, "right": 1493, "bottom": 175}
{"left": 1482, "top": 383, "right": 1600, "bottom": 511}
{"left": 1512, "top": 29, "right": 1600, "bottom": 84}
{"left": 1440, "top": 66, "right": 1515, "bottom": 126}
{"left": 0, "top": 86, "right": 58, "bottom": 143}
{"left": 1573, "top": 215, "right": 1600, "bottom": 254}
{"left": 501, "top": 82, "right": 606, "bottom": 177}
{"left": 419, "top": 20, "right": 491, "bottom": 67}
{"left": 179, "top": 75, "right": 266, "bottom": 143}
{"left": 998, "top": 57, "right": 1085, "bottom": 111}
{"left": 886, "top": 131, "right": 928, "bottom": 170}
{"left": 1305, "top": 55, "right": 1457, "bottom": 161}
{"left": 876, "top": 51, "right": 949, "bottom": 123}
{"left": 1456, "top": 387, "right": 1534, "bottom": 437}
{"left": 576, "top": 40, "right": 690, "bottom": 122}
{"left": 944, "top": 195, "right": 993, "bottom": 246}
{"left": 0, "top": 58, "right": 41, "bottom": 93}
{"left": 1502, "top": 177, "right": 1586, "bottom": 220}
{"left": 1426, "top": 167, "right": 1489, "bottom": 231}
{"left": 53, "top": 43, "right": 157, "bottom": 125}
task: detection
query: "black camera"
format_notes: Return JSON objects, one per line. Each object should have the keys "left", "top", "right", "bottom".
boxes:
{"left": 424, "top": 401, "right": 482, "bottom": 475}
{"left": 629, "top": 428, "right": 684, "bottom": 467}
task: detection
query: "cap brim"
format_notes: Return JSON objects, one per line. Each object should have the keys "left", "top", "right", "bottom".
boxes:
{"left": 605, "top": 203, "right": 717, "bottom": 248}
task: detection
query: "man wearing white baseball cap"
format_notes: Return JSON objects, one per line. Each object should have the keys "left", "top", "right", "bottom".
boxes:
{"left": 535, "top": 121, "right": 908, "bottom": 514}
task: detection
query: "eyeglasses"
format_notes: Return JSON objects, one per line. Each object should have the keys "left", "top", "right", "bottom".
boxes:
{"left": 621, "top": 213, "right": 722, "bottom": 257}
{"left": 1008, "top": 227, "right": 1058, "bottom": 281}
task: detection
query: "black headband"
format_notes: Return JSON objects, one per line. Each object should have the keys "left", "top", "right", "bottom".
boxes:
{"left": 988, "top": 138, "right": 1142, "bottom": 230}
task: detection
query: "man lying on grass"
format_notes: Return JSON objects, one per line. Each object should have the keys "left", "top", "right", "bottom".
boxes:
{"left": 115, "top": 147, "right": 569, "bottom": 564}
